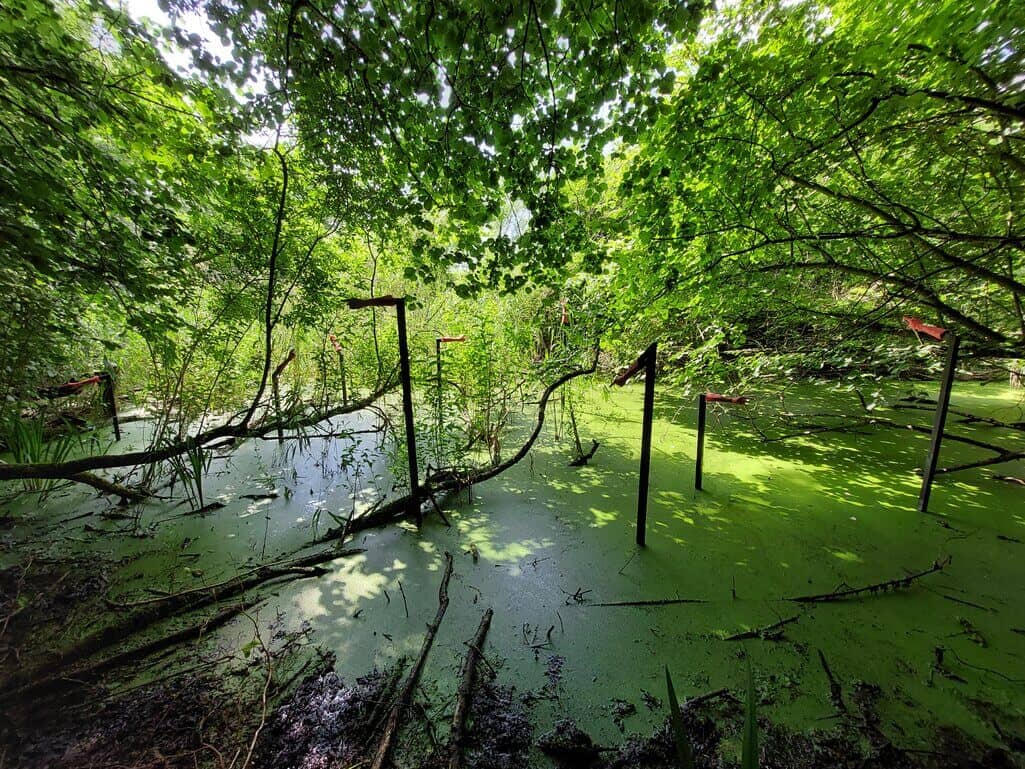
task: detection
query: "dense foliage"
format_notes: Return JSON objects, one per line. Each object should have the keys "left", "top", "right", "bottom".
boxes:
{"left": 616, "top": 0, "right": 1025, "bottom": 374}
{"left": 1, "top": 0, "right": 1023, "bottom": 487}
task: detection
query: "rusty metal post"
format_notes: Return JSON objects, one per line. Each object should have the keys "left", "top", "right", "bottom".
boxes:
{"left": 435, "top": 337, "right": 443, "bottom": 462}
{"left": 340, "top": 351, "right": 348, "bottom": 404}
{"left": 394, "top": 299, "right": 420, "bottom": 525}
{"left": 919, "top": 333, "right": 960, "bottom": 513}
{"left": 695, "top": 393, "right": 707, "bottom": 490}
{"left": 101, "top": 372, "right": 121, "bottom": 441}
{"left": 636, "top": 343, "right": 657, "bottom": 546}
{"left": 348, "top": 296, "right": 421, "bottom": 525}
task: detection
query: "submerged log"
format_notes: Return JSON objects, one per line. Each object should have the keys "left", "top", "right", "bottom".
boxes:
{"left": 0, "top": 547, "right": 364, "bottom": 701}
{"left": 448, "top": 607, "right": 494, "bottom": 769}
{"left": 370, "top": 552, "right": 454, "bottom": 769}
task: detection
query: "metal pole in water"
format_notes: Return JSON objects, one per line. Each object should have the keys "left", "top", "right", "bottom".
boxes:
{"left": 918, "top": 333, "right": 959, "bottom": 513}
{"left": 340, "top": 351, "right": 347, "bottom": 404}
{"left": 347, "top": 296, "right": 421, "bottom": 525}
{"left": 695, "top": 393, "right": 706, "bottom": 490}
{"left": 436, "top": 337, "right": 442, "bottom": 464}
{"left": 102, "top": 372, "right": 121, "bottom": 441}
{"left": 395, "top": 299, "right": 421, "bottom": 526}
{"left": 636, "top": 342, "right": 657, "bottom": 546}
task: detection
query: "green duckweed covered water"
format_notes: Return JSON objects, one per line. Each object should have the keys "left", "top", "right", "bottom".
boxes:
{"left": 3, "top": 379, "right": 1024, "bottom": 760}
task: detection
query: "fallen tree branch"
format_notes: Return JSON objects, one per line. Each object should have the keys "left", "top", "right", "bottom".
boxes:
{"left": 724, "top": 614, "right": 799, "bottom": 641}
{"left": 762, "top": 412, "right": 1025, "bottom": 476}
{"left": 363, "top": 657, "right": 409, "bottom": 741}
{"left": 0, "top": 462, "right": 147, "bottom": 505}
{"left": 894, "top": 399, "right": 1025, "bottom": 431}
{"left": 818, "top": 649, "right": 848, "bottom": 715}
{"left": 0, "top": 381, "right": 395, "bottom": 484}
{"left": 993, "top": 474, "right": 1025, "bottom": 487}
{"left": 587, "top": 597, "right": 706, "bottom": 607}
{"left": 448, "top": 607, "right": 493, "bottom": 769}
{"left": 788, "top": 558, "right": 949, "bottom": 603}
{"left": 764, "top": 416, "right": 1009, "bottom": 454}
{"left": 318, "top": 352, "right": 600, "bottom": 543}
{"left": 935, "top": 451, "right": 1025, "bottom": 475}
{"left": 683, "top": 687, "right": 735, "bottom": 710}
{"left": 68, "top": 471, "right": 149, "bottom": 504}
{"left": 11, "top": 599, "right": 263, "bottom": 702}
{"left": 568, "top": 439, "right": 600, "bottom": 467}
{"left": 370, "top": 551, "right": 454, "bottom": 769}
{"left": 456, "top": 350, "right": 600, "bottom": 488}
{"left": 0, "top": 547, "right": 363, "bottom": 700}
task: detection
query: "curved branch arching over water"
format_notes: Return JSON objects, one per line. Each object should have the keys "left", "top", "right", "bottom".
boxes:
{"left": 318, "top": 347, "right": 601, "bottom": 541}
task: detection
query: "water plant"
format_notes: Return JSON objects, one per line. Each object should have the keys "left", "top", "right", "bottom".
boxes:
{"left": 2, "top": 416, "right": 79, "bottom": 496}
{"left": 742, "top": 658, "right": 759, "bottom": 769}
{"left": 665, "top": 660, "right": 759, "bottom": 769}
{"left": 665, "top": 666, "right": 696, "bottom": 769}
{"left": 165, "top": 436, "right": 212, "bottom": 510}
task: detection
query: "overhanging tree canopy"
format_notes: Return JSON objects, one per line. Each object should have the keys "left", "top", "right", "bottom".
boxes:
{"left": 177, "top": 0, "right": 703, "bottom": 290}
{"left": 619, "top": 0, "right": 1025, "bottom": 358}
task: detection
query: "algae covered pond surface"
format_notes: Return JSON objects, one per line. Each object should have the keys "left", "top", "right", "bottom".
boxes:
{"left": 3, "top": 380, "right": 1025, "bottom": 764}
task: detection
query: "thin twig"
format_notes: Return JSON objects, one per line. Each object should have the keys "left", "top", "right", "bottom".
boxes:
{"left": 724, "top": 614, "right": 800, "bottom": 641}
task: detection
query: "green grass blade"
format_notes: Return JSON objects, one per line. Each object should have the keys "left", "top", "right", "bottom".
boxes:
{"left": 665, "top": 666, "right": 696, "bottom": 769}
{"left": 742, "top": 658, "right": 759, "bottom": 769}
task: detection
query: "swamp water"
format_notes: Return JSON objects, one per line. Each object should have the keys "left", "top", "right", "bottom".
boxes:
{"left": 2, "top": 380, "right": 1024, "bottom": 762}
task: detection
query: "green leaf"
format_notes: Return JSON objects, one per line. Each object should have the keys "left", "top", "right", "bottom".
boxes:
{"left": 742, "top": 658, "right": 758, "bottom": 769}
{"left": 665, "top": 666, "right": 696, "bottom": 769}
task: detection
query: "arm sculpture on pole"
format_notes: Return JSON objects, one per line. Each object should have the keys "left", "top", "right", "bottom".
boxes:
{"left": 695, "top": 392, "right": 750, "bottom": 490}
{"left": 348, "top": 296, "right": 422, "bottom": 525}
{"left": 613, "top": 343, "right": 657, "bottom": 546}
{"left": 904, "top": 317, "right": 959, "bottom": 513}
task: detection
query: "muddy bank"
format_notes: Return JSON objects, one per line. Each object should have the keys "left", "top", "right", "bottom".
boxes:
{"left": 3, "top": 636, "right": 1023, "bottom": 769}
{"left": 251, "top": 650, "right": 1023, "bottom": 769}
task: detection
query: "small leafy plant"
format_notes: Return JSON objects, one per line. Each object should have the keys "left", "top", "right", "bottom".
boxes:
{"left": 166, "top": 436, "right": 212, "bottom": 510}
{"left": 665, "top": 660, "right": 759, "bottom": 769}
{"left": 3, "top": 417, "right": 79, "bottom": 495}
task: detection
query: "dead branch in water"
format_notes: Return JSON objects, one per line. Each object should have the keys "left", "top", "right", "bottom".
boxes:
{"left": 0, "top": 547, "right": 363, "bottom": 701}
{"left": 788, "top": 558, "right": 949, "bottom": 603}
{"left": 317, "top": 352, "right": 600, "bottom": 542}
{"left": 683, "top": 687, "right": 735, "bottom": 710}
{"left": 363, "top": 658, "right": 409, "bottom": 741}
{"left": 759, "top": 408, "right": 1025, "bottom": 476}
{"left": 32, "top": 599, "right": 264, "bottom": 699}
{"left": 0, "top": 383, "right": 395, "bottom": 494}
{"left": 893, "top": 399, "right": 1025, "bottom": 432}
{"left": 370, "top": 552, "right": 454, "bottom": 769}
{"left": 818, "top": 649, "right": 848, "bottom": 716}
{"left": 448, "top": 607, "right": 494, "bottom": 769}
{"left": 69, "top": 470, "right": 148, "bottom": 504}
{"left": 724, "top": 614, "right": 800, "bottom": 641}
{"left": 568, "top": 439, "right": 600, "bottom": 467}
{"left": 587, "top": 597, "right": 706, "bottom": 607}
